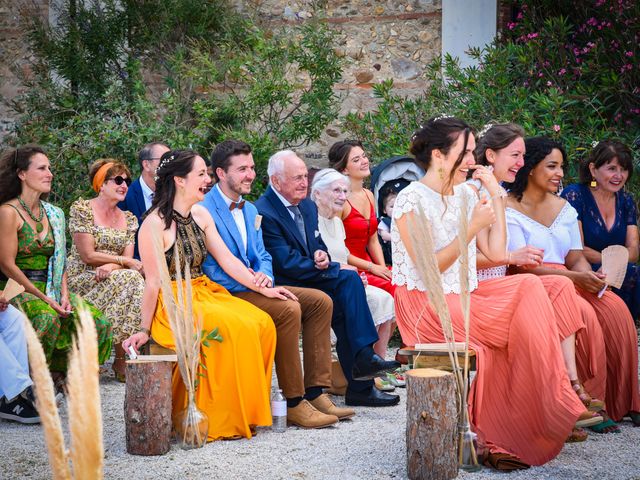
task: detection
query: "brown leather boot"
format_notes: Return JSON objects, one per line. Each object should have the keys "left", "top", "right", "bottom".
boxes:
{"left": 112, "top": 342, "right": 126, "bottom": 382}
{"left": 287, "top": 400, "right": 338, "bottom": 429}
{"left": 309, "top": 393, "right": 355, "bottom": 420}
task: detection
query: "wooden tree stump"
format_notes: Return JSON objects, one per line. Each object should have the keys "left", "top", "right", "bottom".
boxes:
{"left": 125, "top": 355, "right": 176, "bottom": 455}
{"left": 406, "top": 368, "right": 458, "bottom": 480}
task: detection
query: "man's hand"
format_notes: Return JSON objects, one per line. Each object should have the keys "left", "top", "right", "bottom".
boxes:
{"left": 313, "top": 250, "right": 330, "bottom": 270}
{"left": 0, "top": 295, "right": 8, "bottom": 312}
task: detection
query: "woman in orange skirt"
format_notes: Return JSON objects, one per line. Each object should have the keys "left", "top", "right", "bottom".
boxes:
{"left": 393, "top": 117, "right": 593, "bottom": 468}
{"left": 124, "top": 149, "right": 296, "bottom": 441}
{"left": 505, "top": 136, "right": 640, "bottom": 427}
{"left": 472, "top": 124, "right": 607, "bottom": 426}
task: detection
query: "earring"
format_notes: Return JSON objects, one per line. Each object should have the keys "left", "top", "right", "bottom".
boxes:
{"left": 438, "top": 167, "right": 445, "bottom": 180}
{"left": 590, "top": 179, "right": 597, "bottom": 188}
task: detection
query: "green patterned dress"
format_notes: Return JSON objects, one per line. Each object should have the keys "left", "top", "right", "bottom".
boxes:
{"left": 0, "top": 205, "right": 112, "bottom": 371}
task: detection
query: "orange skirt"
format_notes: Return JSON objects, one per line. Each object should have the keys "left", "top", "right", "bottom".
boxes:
{"left": 395, "top": 274, "right": 584, "bottom": 466}
{"left": 151, "top": 276, "right": 276, "bottom": 441}
{"left": 541, "top": 264, "right": 640, "bottom": 420}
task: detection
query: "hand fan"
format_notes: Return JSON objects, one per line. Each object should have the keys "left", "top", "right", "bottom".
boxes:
{"left": 598, "top": 245, "right": 628, "bottom": 297}
{"left": 1, "top": 277, "right": 25, "bottom": 302}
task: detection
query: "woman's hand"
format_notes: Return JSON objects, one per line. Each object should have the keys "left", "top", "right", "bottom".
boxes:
{"left": 46, "top": 297, "right": 70, "bottom": 318}
{"left": 470, "top": 165, "right": 501, "bottom": 198}
{"left": 59, "top": 294, "right": 73, "bottom": 316}
{"left": 0, "top": 296, "right": 7, "bottom": 312}
{"left": 509, "top": 246, "right": 544, "bottom": 267}
{"left": 95, "top": 263, "right": 119, "bottom": 282}
{"left": 470, "top": 196, "right": 496, "bottom": 234}
{"left": 259, "top": 286, "right": 299, "bottom": 301}
{"left": 370, "top": 263, "right": 392, "bottom": 280}
{"left": 574, "top": 271, "right": 606, "bottom": 294}
{"left": 124, "top": 257, "right": 144, "bottom": 275}
{"left": 122, "top": 331, "right": 149, "bottom": 355}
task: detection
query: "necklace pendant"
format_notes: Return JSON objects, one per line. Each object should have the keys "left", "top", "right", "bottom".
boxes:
{"left": 36, "top": 222, "right": 44, "bottom": 234}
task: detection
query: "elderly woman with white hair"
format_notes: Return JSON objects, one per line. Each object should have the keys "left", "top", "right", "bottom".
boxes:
{"left": 310, "top": 169, "right": 399, "bottom": 388}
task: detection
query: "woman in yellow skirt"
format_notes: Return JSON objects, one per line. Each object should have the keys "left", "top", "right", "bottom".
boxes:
{"left": 124, "top": 149, "right": 296, "bottom": 441}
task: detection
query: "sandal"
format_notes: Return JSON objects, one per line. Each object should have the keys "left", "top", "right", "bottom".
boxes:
{"left": 386, "top": 369, "right": 406, "bottom": 388}
{"left": 483, "top": 452, "right": 529, "bottom": 471}
{"left": 589, "top": 414, "right": 620, "bottom": 434}
{"left": 576, "top": 410, "right": 603, "bottom": 428}
{"left": 570, "top": 379, "right": 604, "bottom": 411}
{"left": 566, "top": 427, "right": 588, "bottom": 443}
{"left": 624, "top": 411, "right": 640, "bottom": 426}
{"left": 374, "top": 377, "right": 395, "bottom": 392}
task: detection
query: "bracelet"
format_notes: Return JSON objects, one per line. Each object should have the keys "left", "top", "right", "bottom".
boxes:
{"left": 367, "top": 262, "right": 373, "bottom": 272}
{"left": 140, "top": 327, "right": 150, "bottom": 336}
{"left": 117, "top": 256, "right": 124, "bottom": 267}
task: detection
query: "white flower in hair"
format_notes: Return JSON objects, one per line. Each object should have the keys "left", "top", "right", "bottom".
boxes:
{"left": 478, "top": 123, "right": 494, "bottom": 138}
{"left": 433, "top": 114, "right": 453, "bottom": 122}
{"left": 591, "top": 140, "right": 599, "bottom": 148}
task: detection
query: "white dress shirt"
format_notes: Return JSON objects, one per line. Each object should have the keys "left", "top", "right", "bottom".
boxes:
{"left": 139, "top": 176, "right": 155, "bottom": 211}
{"left": 216, "top": 184, "right": 248, "bottom": 252}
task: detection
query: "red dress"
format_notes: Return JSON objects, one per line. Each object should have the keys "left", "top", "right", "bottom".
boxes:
{"left": 343, "top": 199, "right": 395, "bottom": 295}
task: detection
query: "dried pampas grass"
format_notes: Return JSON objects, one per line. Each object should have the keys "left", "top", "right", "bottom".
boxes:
{"left": 66, "top": 302, "right": 104, "bottom": 479}
{"left": 22, "top": 314, "right": 71, "bottom": 480}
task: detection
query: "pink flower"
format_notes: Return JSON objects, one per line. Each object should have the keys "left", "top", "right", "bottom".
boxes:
{"left": 625, "top": 51, "right": 634, "bottom": 57}
{"left": 547, "top": 81, "right": 552, "bottom": 86}
{"left": 507, "top": 22, "right": 517, "bottom": 30}
{"left": 553, "top": 125, "right": 561, "bottom": 132}
{"left": 558, "top": 68, "right": 567, "bottom": 75}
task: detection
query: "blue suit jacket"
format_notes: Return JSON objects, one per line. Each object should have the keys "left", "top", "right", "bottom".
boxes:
{"left": 118, "top": 178, "right": 147, "bottom": 259}
{"left": 255, "top": 186, "right": 340, "bottom": 286}
{"left": 201, "top": 187, "right": 273, "bottom": 293}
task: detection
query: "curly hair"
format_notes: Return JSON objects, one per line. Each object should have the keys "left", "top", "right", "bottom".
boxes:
{"left": 409, "top": 116, "right": 472, "bottom": 195}
{"left": 0, "top": 145, "right": 47, "bottom": 204}
{"left": 327, "top": 139, "right": 364, "bottom": 173}
{"left": 507, "top": 136, "right": 567, "bottom": 201}
{"left": 474, "top": 123, "right": 525, "bottom": 166}
{"left": 579, "top": 140, "right": 633, "bottom": 184}
{"left": 146, "top": 149, "right": 199, "bottom": 229}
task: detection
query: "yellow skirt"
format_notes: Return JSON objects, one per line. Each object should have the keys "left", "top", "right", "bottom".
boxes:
{"left": 151, "top": 276, "right": 276, "bottom": 441}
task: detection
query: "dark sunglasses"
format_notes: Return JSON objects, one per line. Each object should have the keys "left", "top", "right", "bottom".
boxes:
{"left": 107, "top": 175, "right": 132, "bottom": 187}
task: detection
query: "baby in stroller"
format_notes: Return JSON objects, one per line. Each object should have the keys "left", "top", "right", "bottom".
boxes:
{"left": 377, "top": 186, "right": 397, "bottom": 266}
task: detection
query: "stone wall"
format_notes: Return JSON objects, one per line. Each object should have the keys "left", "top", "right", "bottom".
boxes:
{"left": 0, "top": 0, "right": 443, "bottom": 161}
{"left": 0, "top": 0, "right": 49, "bottom": 140}
{"left": 247, "top": 0, "right": 442, "bottom": 163}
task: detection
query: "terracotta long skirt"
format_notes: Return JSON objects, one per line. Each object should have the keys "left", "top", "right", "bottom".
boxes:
{"left": 484, "top": 273, "right": 607, "bottom": 402}
{"left": 395, "top": 274, "right": 585, "bottom": 466}
{"left": 542, "top": 264, "right": 640, "bottom": 421}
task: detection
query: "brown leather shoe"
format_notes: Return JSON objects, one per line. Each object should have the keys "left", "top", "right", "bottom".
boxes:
{"left": 287, "top": 400, "right": 339, "bottom": 429}
{"left": 309, "top": 393, "right": 355, "bottom": 420}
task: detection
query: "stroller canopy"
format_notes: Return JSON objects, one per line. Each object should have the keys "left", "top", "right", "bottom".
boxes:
{"left": 370, "top": 155, "right": 425, "bottom": 214}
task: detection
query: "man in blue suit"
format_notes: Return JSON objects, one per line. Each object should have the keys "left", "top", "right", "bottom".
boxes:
{"left": 201, "top": 140, "right": 354, "bottom": 427}
{"left": 255, "top": 150, "right": 400, "bottom": 407}
{"left": 118, "top": 142, "right": 170, "bottom": 257}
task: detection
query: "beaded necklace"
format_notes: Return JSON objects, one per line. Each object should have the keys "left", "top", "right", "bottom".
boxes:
{"left": 18, "top": 196, "right": 45, "bottom": 233}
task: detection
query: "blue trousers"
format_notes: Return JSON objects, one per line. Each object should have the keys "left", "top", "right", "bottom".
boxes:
{"left": 0, "top": 305, "right": 32, "bottom": 400}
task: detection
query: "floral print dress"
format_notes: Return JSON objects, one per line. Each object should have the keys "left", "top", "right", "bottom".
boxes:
{"left": 66, "top": 198, "right": 144, "bottom": 343}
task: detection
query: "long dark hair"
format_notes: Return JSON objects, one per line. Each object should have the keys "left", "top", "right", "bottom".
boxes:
{"left": 328, "top": 139, "right": 364, "bottom": 172}
{"left": 474, "top": 123, "right": 525, "bottom": 166}
{"left": 146, "top": 149, "right": 199, "bottom": 229}
{"left": 410, "top": 116, "right": 472, "bottom": 195}
{"left": 507, "top": 136, "right": 567, "bottom": 201}
{"left": 579, "top": 140, "right": 633, "bottom": 184}
{"left": 0, "top": 145, "right": 47, "bottom": 204}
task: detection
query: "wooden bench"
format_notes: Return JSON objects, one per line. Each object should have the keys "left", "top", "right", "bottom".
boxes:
{"left": 398, "top": 342, "right": 476, "bottom": 372}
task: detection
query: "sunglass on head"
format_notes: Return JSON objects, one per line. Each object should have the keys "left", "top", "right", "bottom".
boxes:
{"left": 107, "top": 176, "right": 132, "bottom": 186}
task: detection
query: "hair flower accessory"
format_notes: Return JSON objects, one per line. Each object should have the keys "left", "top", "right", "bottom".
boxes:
{"left": 591, "top": 140, "right": 599, "bottom": 148}
{"left": 478, "top": 123, "right": 494, "bottom": 138}
{"left": 433, "top": 114, "right": 453, "bottom": 122}
{"left": 155, "top": 153, "right": 176, "bottom": 181}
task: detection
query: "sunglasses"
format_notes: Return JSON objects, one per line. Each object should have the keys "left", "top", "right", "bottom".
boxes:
{"left": 107, "top": 175, "right": 132, "bottom": 187}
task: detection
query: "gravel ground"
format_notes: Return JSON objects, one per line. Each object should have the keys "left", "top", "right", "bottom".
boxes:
{"left": 2, "top": 347, "right": 640, "bottom": 480}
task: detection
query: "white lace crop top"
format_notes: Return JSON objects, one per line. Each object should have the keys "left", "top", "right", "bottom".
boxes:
{"left": 391, "top": 181, "right": 478, "bottom": 294}
{"left": 506, "top": 201, "right": 583, "bottom": 263}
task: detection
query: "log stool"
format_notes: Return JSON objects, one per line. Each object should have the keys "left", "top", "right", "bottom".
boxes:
{"left": 125, "top": 355, "right": 177, "bottom": 455}
{"left": 406, "top": 368, "right": 458, "bottom": 480}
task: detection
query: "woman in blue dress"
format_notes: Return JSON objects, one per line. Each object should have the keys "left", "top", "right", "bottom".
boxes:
{"left": 561, "top": 140, "right": 639, "bottom": 324}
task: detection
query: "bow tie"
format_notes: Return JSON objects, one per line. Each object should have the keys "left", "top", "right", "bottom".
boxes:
{"left": 229, "top": 200, "right": 245, "bottom": 211}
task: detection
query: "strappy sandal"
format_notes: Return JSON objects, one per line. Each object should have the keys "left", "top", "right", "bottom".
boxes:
{"left": 571, "top": 379, "right": 605, "bottom": 411}
{"left": 566, "top": 427, "right": 588, "bottom": 443}
{"left": 589, "top": 410, "right": 620, "bottom": 434}
{"left": 576, "top": 410, "right": 604, "bottom": 428}
{"left": 386, "top": 369, "right": 406, "bottom": 388}
{"left": 374, "top": 377, "right": 395, "bottom": 392}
